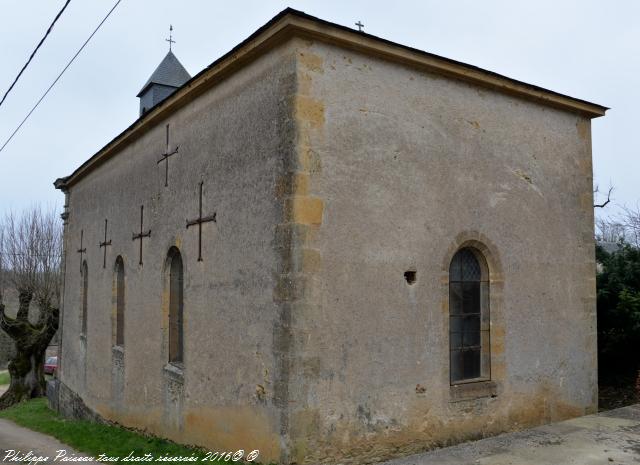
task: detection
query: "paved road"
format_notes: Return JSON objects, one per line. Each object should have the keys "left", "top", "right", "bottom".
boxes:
{"left": 0, "top": 382, "right": 99, "bottom": 465}
{"left": 379, "top": 404, "right": 640, "bottom": 465}
{"left": 0, "top": 418, "right": 101, "bottom": 464}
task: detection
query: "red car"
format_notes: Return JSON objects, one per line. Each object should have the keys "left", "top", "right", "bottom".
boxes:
{"left": 44, "top": 356, "right": 58, "bottom": 375}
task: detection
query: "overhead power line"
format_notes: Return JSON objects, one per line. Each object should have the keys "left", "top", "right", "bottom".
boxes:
{"left": 0, "top": 0, "right": 71, "bottom": 109}
{"left": 0, "top": 0, "right": 123, "bottom": 155}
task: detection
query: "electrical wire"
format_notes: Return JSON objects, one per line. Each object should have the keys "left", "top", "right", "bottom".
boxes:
{"left": 0, "top": 0, "right": 123, "bottom": 154}
{"left": 0, "top": 0, "right": 71, "bottom": 109}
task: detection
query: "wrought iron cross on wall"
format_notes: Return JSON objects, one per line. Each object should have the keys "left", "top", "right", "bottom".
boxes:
{"left": 98, "top": 219, "right": 112, "bottom": 269}
{"left": 77, "top": 229, "right": 86, "bottom": 272}
{"left": 132, "top": 205, "right": 151, "bottom": 265}
{"left": 186, "top": 181, "right": 216, "bottom": 262}
{"left": 156, "top": 124, "right": 179, "bottom": 187}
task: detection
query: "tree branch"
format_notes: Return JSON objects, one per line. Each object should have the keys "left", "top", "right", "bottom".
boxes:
{"left": 594, "top": 185, "right": 614, "bottom": 208}
{"left": 0, "top": 303, "right": 29, "bottom": 339}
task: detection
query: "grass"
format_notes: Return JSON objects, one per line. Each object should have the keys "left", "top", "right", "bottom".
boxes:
{"left": 0, "top": 372, "right": 54, "bottom": 385}
{"left": 0, "top": 399, "right": 245, "bottom": 464}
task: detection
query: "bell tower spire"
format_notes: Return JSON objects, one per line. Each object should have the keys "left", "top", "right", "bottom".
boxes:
{"left": 136, "top": 26, "right": 191, "bottom": 116}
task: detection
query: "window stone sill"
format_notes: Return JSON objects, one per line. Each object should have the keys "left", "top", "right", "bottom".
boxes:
{"left": 163, "top": 363, "right": 184, "bottom": 383}
{"left": 449, "top": 380, "right": 497, "bottom": 402}
{"left": 112, "top": 345, "right": 124, "bottom": 369}
{"left": 112, "top": 345, "right": 124, "bottom": 354}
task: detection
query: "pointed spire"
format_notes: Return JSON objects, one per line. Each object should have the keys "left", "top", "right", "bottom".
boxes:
{"left": 137, "top": 50, "right": 191, "bottom": 116}
{"left": 137, "top": 51, "right": 190, "bottom": 96}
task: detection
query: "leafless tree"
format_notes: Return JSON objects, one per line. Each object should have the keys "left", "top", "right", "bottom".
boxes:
{"left": 0, "top": 206, "right": 61, "bottom": 409}
{"left": 621, "top": 205, "right": 640, "bottom": 248}
{"left": 594, "top": 184, "right": 614, "bottom": 209}
{"left": 595, "top": 217, "right": 626, "bottom": 243}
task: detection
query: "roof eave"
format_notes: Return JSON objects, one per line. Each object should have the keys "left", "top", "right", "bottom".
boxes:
{"left": 54, "top": 176, "right": 69, "bottom": 192}
{"left": 135, "top": 83, "right": 152, "bottom": 97}
{"left": 136, "top": 81, "right": 179, "bottom": 97}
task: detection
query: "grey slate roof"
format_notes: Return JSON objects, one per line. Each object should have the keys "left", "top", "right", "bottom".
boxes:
{"left": 136, "top": 51, "right": 191, "bottom": 97}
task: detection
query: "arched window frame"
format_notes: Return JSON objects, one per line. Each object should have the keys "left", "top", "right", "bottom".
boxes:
{"left": 449, "top": 247, "right": 490, "bottom": 384}
{"left": 114, "top": 256, "right": 125, "bottom": 347}
{"left": 81, "top": 260, "right": 88, "bottom": 337}
{"left": 166, "top": 247, "right": 184, "bottom": 367}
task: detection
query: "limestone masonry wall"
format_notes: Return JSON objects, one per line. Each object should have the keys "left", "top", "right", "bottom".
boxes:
{"left": 282, "top": 39, "right": 597, "bottom": 464}
{"left": 57, "top": 31, "right": 599, "bottom": 465}
{"left": 58, "top": 41, "right": 299, "bottom": 464}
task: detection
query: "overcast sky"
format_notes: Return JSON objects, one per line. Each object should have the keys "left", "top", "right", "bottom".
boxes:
{"left": 0, "top": 1, "right": 637, "bottom": 220}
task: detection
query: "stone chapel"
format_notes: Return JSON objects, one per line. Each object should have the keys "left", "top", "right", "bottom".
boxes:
{"left": 52, "top": 8, "right": 607, "bottom": 465}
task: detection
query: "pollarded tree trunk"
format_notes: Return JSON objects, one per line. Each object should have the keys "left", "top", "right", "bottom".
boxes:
{"left": 0, "top": 290, "right": 59, "bottom": 409}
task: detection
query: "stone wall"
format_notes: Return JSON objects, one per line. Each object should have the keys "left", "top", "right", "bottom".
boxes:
{"left": 55, "top": 20, "right": 600, "bottom": 465}
{"left": 54, "top": 380, "right": 105, "bottom": 424}
{"left": 281, "top": 39, "right": 598, "bottom": 464}
{"left": 57, "top": 40, "right": 298, "bottom": 464}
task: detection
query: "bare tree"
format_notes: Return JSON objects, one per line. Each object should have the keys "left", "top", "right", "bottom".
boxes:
{"left": 594, "top": 184, "right": 614, "bottom": 209}
{"left": 0, "top": 206, "right": 61, "bottom": 409}
{"left": 622, "top": 205, "right": 640, "bottom": 248}
{"left": 595, "top": 217, "right": 626, "bottom": 243}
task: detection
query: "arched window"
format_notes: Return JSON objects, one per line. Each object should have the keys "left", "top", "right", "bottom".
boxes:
{"left": 167, "top": 247, "right": 184, "bottom": 365}
{"left": 449, "top": 247, "right": 490, "bottom": 383}
{"left": 115, "top": 256, "right": 125, "bottom": 347}
{"left": 81, "top": 260, "right": 88, "bottom": 336}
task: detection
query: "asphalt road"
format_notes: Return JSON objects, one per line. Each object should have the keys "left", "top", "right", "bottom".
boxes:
{"left": 378, "top": 404, "right": 640, "bottom": 465}
{"left": 0, "top": 383, "right": 100, "bottom": 465}
{"left": 0, "top": 418, "right": 101, "bottom": 464}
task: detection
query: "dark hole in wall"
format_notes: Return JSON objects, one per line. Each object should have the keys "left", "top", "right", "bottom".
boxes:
{"left": 404, "top": 270, "right": 417, "bottom": 285}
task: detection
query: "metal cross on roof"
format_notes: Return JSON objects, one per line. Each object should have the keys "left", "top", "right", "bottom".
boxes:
{"left": 355, "top": 21, "right": 364, "bottom": 32}
{"left": 166, "top": 25, "right": 175, "bottom": 51}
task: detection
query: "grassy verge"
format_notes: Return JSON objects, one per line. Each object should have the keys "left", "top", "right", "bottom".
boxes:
{"left": 0, "top": 399, "right": 250, "bottom": 464}
{"left": 0, "top": 373, "right": 54, "bottom": 386}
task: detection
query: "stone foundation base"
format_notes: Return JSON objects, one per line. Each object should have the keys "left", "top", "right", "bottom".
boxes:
{"left": 46, "top": 379, "right": 59, "bottom": 411}
{"left": 54, "top": 380, "right": 105, "bottom": 424}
